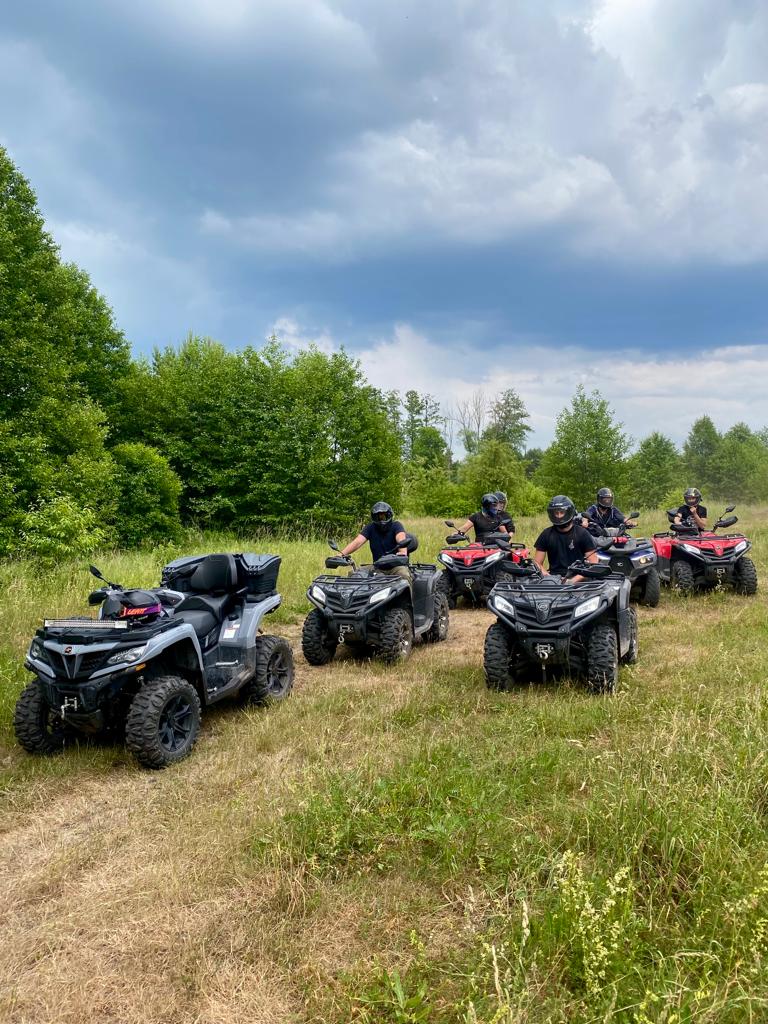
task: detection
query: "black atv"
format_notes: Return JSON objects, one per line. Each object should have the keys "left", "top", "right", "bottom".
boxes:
{"left": 583, "top": 511, "right": 661, "bottom": 607}
{"left": 302, "top": 534, "right": 449, "bottom": 665}
{"left": 436, "top": 521, "right": 530, "bottom": 607}
{"left": 14, "top": 553, "right": 294, "bottom": 769}
{"left": 483, "top": 559, "right": 637, "bottom": 694}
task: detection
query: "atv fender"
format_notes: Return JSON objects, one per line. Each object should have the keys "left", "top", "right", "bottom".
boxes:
{"left": 141, "top": 623, "right": 205, "bottom": 676}
{"left": 233, "top": 594, "right": 282, "bottom": 646}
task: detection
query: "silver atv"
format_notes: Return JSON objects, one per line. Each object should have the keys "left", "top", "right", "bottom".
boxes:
{"left": 15, "top": 553, "right": 294, "bottom": 769}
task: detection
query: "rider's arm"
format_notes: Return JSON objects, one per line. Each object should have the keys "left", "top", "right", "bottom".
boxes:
{"left": 533, "top": 549, "right": 548, "bottom": 574}
{"left": 691, "top": 508, "right": 707, "bottom": 527}
{"left": 395, "top": 529, "right": 407, "bottom": 555}
{"left": 458, "top": 519, "right": 473, "bottom": 535}
{"left": 341, "top": 533, "right": 367, "bottom": 556}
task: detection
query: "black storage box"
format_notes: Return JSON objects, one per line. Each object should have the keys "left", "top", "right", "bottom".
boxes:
{"left": 161, "top": 553, "right": 281, "bottom": 598}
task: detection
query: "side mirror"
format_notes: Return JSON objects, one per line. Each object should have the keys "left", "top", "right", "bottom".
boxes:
{"left": 89, "top": 564, "right": 105, "bottom": 580}
{"left": 629, "top": 511, "right": 640, "bottom": 520}
{"left": 444, "top": 520, "right": 456, "bottom": 528}
{"left": 725, "top": 504, "right": 736, "bottom": 513}
{"left": 328, "top": 539, "right": 340, "bottom": 552}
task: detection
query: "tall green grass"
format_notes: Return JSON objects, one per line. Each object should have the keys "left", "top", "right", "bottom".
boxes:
{"left": 1, "top": 507, "right": 767, "bottom": 1021}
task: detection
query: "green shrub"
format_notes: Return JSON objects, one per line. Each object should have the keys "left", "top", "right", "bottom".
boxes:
{"left": 111, "top": 442, "right": 182, "bottom": 547}
{"left": 19, "top": 496, "right": 106, "bottom": 562}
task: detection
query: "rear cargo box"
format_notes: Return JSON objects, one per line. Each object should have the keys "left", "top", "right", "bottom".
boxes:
{"left": 160, "top": 552, "right": 281, "bottom": 598}
{"left": 239, "top": 554, "right": 281, "bottom": 598}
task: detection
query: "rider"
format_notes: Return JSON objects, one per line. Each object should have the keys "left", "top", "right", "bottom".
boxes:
{"left": 674, "top": 488, "right": 708, "bottom": 529}
{"left": 457, "top": 493, "right": 511, "bottom": 542}
{"left": 341, "top": 501, "right": 411, "bottom": 582}
{"left": 582, "top": 488, "right": 636, "bottom": 533}
{"left": 534, "top": 495, "right": 598, "bottom": 583}
{"left": 494, "top": 491, "right": 516, "bottom": 534}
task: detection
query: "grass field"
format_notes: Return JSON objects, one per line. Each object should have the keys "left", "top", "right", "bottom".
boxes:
{"left": 1, "top": 508, "right": 767, "bottom": 1022}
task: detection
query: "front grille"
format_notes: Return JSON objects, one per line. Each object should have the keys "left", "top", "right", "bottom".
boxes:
{"left": 492, "top": 578, "right": 614, "bottom": 631}
{"left": 312, "top": 575, "right": 392, "bottom": 616}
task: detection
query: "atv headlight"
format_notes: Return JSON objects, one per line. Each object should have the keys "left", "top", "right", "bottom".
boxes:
{"left": 29, "top": 639, "right": 45, "bottom": 661}
{"left": 733, "top": 541, "right": 747, "bottom": 554}
{"left": 574, "top": 596, "right": 601, "bottom": 619}
{"left": 485, "top": 550, "right": 503, "bottom": 564}
{"left": 369, "top": 587, "right": 393, "bottom": 605}
{"left": 310, "top": 585, "right": 326, "bottom": 605}
{"left": 107, "top": 645, "right": 147, "bottom": 666}
{"left": 635, "top": 555, "right": 652, "bottom": 565}
{"left": 491, "top": 595, "right": 515, "bottom": 617}
{"left": 438, "top": 553, "right": 452, "bottom": 566}
{"left": 681, "top": 544, "right": 702, "bottom": 556}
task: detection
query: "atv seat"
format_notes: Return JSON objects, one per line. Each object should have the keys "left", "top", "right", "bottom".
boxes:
{"left": 176, "top": 554, "right": 241, "bottom": 638}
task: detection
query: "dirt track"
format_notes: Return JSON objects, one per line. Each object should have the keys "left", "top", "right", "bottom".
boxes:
{"left": 0, "top": 609, "right": 491, "bottom": 1024}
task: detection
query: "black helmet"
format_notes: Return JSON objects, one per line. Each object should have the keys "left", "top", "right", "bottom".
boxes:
{"left": 494, "top": 491, "right": 507, "bottom": 511}
{"left": 597, "top": 487, "right": 614, "bottom": 508}
{"left": 481, "top": 492, "right": 500, "bottom": 517}
{"left": 547, "top": 494, "right": 576, "bottom": 530}
{"left": 371, "top": 501, "right": 394, "bottom": 531}
{"left": 684, "top": 487, "right": 702, "bottom": 506}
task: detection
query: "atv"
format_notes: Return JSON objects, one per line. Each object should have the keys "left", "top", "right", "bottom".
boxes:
{"left": 14, "top": 553, "right": 294, "bottom": 769}
{"left": 436, "top": 521, "right": 529, "bottom": 608}
{"left": 483, "top": 559, "right": 637, "bottom": 694}
{"left": 302, "top": 534, "right": 449, "bottom": 665}
{"left": 651, "top": 505, "right": 757, "bottom": 595}
{"left": 583, "top": 510, "right": 661, "bottom": 607}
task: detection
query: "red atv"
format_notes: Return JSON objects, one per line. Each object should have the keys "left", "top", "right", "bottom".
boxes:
{"left": 436, "top": 521, "right": 529, "bottom": 608}
{"left": 651, "top": 504, "right": 757, "bottom": 595}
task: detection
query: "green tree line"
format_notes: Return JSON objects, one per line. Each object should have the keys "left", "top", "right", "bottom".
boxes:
{"left": 2, "top": 146, "right": 767, "bottom": 558}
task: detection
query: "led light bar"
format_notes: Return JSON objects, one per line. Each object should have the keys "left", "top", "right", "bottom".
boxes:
{"left": 43, "top": 618, "right": 128, "bottom": 630}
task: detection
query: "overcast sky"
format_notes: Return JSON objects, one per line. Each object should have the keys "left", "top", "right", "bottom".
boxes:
{"left": 2, "top": 0, "right": 767, "bottom": 446}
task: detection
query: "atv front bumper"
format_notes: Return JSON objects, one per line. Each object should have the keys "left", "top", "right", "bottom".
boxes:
{"left": 29, "top": 663, "right": 138, "bottom": 733}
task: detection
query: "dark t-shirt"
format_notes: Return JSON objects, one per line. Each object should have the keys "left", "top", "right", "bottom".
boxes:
{"left": 361, "top": 520, "right": 406, "bottom": 560}
{"left": 499, "top": 513, "right": 515, "bottom": 534}
{"left": 584, "top": 504, "right": 626, "bottom": 530}
{"left": 469, "top": 512, "right": 505, "bottom": 541}
{"left": 534, "top": 524, "right": 597, "bottom": 577}
{"left": 676, "top": 504, "right": 707, "bottom": 525}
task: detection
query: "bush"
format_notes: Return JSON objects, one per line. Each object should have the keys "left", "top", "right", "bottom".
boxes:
{"left": 19, "top": 496, "right": 106, "bottom": 562}
{"left": 111, "top": 443, "right": 182, "bottom": 547}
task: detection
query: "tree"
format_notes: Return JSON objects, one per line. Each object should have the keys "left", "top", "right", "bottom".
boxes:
{"left": 682, "top": 417, "right": 721, "bottom": 491}
{"left": 454, "top": 390, "right": 488, "bottom": 455}
{"left": 0, "top": 146, "right": 132, "bottom": 421}
{"left": 535, "top": 387, "right": 631, "bottom": 510}
{"left": 625, "top": 433, "right": 681, "bottom": 509}
{"left": 708, "top": 424, "right": 768, "bottom": 502}
{"left": 401, "top": 391, "right": 447, "bottom": 467}
{"left": 459, "top": 438, "right": 546, "bottom": 517}
{"left": 482, "top": 389, "right": 531, "bottom": 454}
{"left": 111, "top": 443, "right": 182, "bottom": 546}
{"left": 0, "top": 147, "right": 131, "bottom": 554}
{"left": 523, "top": 447, "right": 544, "bottom": 479}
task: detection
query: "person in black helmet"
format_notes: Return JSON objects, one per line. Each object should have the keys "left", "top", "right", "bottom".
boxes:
{"left": 494, "top": 491, "right": 516, "bottom": 534}
{"left": 674, "top": 488, "right": 707, "bottom": 529}
{"left": 582, "top": 487, "right": 636, "bottom": 532}
{"left": 457, "top": 493, "right": 510, "bottom": 542}
{"left": 341, "top": 502, "right": 411, "bottom": 581}
{"left": 534, "top": 495, "right": 597, "bottom": 582}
